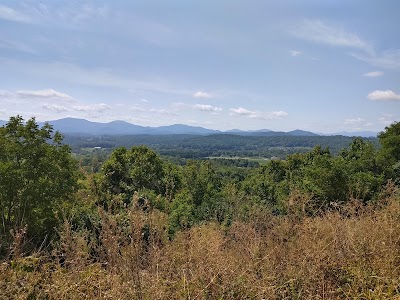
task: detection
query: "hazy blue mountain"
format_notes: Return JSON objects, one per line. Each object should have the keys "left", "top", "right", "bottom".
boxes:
{"left": 156, "top": 124, "right": 220, "bottom": 135}
{"left": 42, "top": 118, "right": 149, "bottom": 135}
{"left": 100, "top": 120, "right": 154, "bottom": 135}
{"left": 287, "top": 129, "right": 319, "bottom": 136}
{"left": 226, "top": 128, "right": 272, "bottom": 134}
{"left": 0, "top": 117, "right": 354, "bottom": 137}
{"left": 226, "top": 129, "right": 247, "bottom": 133}
{"left": 328, "top": 131, "right": 378, "bottom": 138}
{"left": 34, "top": 118, "right": 219, "bottom": 135}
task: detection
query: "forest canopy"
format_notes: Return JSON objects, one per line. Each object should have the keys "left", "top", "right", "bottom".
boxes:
{"left": 1, "top": 116, "right": 400, "bottom": 299}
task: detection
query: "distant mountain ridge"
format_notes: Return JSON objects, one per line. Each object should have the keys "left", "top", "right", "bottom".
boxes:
{"left": 327, "top": 131, "right": 378, "bottom": 138}
{"left": 0, "top": 117, "right": 377, "bottom": 137}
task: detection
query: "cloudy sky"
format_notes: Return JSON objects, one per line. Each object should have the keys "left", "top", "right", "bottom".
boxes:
{"left": 0, "top": 0, "right": 399, "bottom": 132}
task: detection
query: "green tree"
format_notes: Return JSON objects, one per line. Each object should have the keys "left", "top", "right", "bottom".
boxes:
{"left": 100, "top": 146, "right": 165, "bottom": 200}
{"left": 162, "top": 162, "right": 182, "bottom": 202}
{"left": 340, "top": 138, "right": 384, "bottom": 200}
{"left": 340, "top": 137, "right": 381, "bottom": 173}
{"left": 168, "top": 190, "right": 195, "bottom": 236}
{"left": 286, "top": 147, "right": 348, "bottom": 206}
{"left": 378, "top": 121, "right": 400, "bottom": 184}
{"left": 378, "top": 121, "right": 400, "bottom": 163}
{"left": 0, "top": 116, "right": 79, "bottom": 246}
{"left": 182, "top": 160, "right": 226, "bottom": 222}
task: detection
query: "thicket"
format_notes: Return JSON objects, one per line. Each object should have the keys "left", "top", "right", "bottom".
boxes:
{"left": 1, "top": 117, "right": 400, "bottom": 299}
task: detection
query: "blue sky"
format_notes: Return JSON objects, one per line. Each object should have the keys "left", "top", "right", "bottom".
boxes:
{"left": 0, "top": 0, "right": 399, "bottom": 132}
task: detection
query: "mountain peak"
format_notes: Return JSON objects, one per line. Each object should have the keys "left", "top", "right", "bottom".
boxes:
{"left": 0, "top": 117, "right": 348, "bottom": 137}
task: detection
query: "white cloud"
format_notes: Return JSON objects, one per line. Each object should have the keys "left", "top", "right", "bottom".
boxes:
{"left": 42, "top": 104, "right": 68, "bottom": 112}
{"left": 193, "top": 91, "right": 211, "bottom": 98}
{"left": 230, "top": 107, "right": 288, "bottom": 120}
{"left": 292, "top": 20, "right": 373, "bottom": 54}
{"left": 367, "top": 90, "right": 400, "bottom": 101}
{"left": 230, "top": 107, "right": 254, "bottom": 116}
{"left": 379, "top": 114, "right": 394, "bottom": 125}
{"left": 363, "top": 71, "right": 384, "bottom": 77}
{"left": 0, "top": 4, "right": 31, "bottom": 23}
{"left": 73, "top": 103, "right": 111, "bottom": 112}
{"left": 0, "top": 90, "right": 13, "bottom": 98}
{"left": 193, "top": 104, "right": 222, "bottom": 112}
{"left": 344, "top": 117, "right": 365, "bottom": 125}
{"left": 272, "top": 111, "right": 289, "bottom": 118}
{"left": 289, "top": 50, "right": 301, "bottom": 57}
{"left": 16, "top": 89, "right": 72, "bottom": 99}
{"left": 149, "top": 108, "right": 178, "bottom": 116}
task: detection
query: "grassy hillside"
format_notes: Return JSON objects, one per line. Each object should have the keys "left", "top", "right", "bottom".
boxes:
{"left": 1, "top": 187, "right": 399, "bottom": 299}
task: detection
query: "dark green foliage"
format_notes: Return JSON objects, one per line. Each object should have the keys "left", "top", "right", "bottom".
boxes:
{"left": 168, "top": 191, "right": 195, "bottom": 236}
{"left": 182, "top": 160, "right": 221, "bottom": 207}
{"left": 100, "top": 146, "right": 165, "bottom": 201}
{"left": 340, "top": 138, "right": 385, "bottom": 200}
{"left": 63, "top": 133, "right": 380, "bottom": 160}
{"left": 300, "top": 154, "right": 348, "bottom": 205}
{"left": 378, "top": 122, "right": 400, "bottom": 184}
{"left": 0, "top": 116, "right": 79, "bottom": 249}
{"left": 378, "top": 121, "right": 400, "bottom": 163}
{"left": 88, "top": 128, "right": 396, "bottom": 235}
{"left": 3, "top": 115, "right": 397, "bottom": 251}
{"left": 162, "top": 162, "right": 182, "bottom": 201}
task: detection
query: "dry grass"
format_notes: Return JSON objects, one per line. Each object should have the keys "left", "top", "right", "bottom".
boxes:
{"left": 1, "top": 188, "right": 400, "bottom": 299}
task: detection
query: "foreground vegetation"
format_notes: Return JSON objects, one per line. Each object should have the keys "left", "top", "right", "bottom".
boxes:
{"left": 1, "top": 116, "right": 400, "bottom": 299}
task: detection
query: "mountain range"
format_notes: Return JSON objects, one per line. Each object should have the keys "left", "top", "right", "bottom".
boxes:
{"left": 0, "top": 118, "right": 378, "bottom": 137}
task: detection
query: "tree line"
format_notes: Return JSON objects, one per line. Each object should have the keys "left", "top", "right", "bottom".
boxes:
{"left": 0, "top": 116, "right": 399, "bottom": 255}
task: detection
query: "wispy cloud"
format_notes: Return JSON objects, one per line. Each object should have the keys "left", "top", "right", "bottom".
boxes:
{"left": 292, "top": 20, "right": 373, "bottom": 54}
{"left": 230, "top": 107, "right": 254, "bottom": 116}
{"left": 230, "top": 107, "right": 288, "bottom": 120}
{"left": 42, "top": 104, "right": 68, "bottom": 112}
{"left": 16, "top": 89, "right": 72, "bottom": 99}
{"left": 193, "top": 104, "right": 222, "bottom": 112}
{"left": 193, "top": 91, "right": 211, "bottom": 98}
{"left": 149, "top": 108, "right": 178, "bottom": 116}
{"left": 363, "top": 71, "right": 384, "bottom": 77}
{"left": 378, "top": 114, "right": 394, "bottom": 125}
{"left": 367, "top": 90, "right": 400, "bottom": 101}
{"left": 292, "top": 19, "right": 400, "bottom": 70}
{"left": 0, "top": 38, "right": 36, "bottom": 54}
{"left": 129, "top": 105, "right": 146, "bottom": 112}
{"left": 289, "top": 50, "right": 302, "bottom": 57}
{"left": 353, "top": 49, "right": 400, "bottom": 70}
{"left": 0, "top": 4, "right": 31, "bottom": 23}
{"left": 56, "top": 3, "right": 108, "bottom": 26}
{"left": 344, "top": 117, "right": 365, "bottom": 125}
{"left": 73, "top": 103, "right": 111, "bottom": 112}
{"left": 1, "top": 59, "right": 194, "bottom": 96}
{"left": 270, "top": 111, "right": 289, "bottom": 118}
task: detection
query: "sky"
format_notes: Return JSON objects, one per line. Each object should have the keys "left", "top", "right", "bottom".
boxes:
{"left": 0, "top": 0, "right": 399, "bottom": 133}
